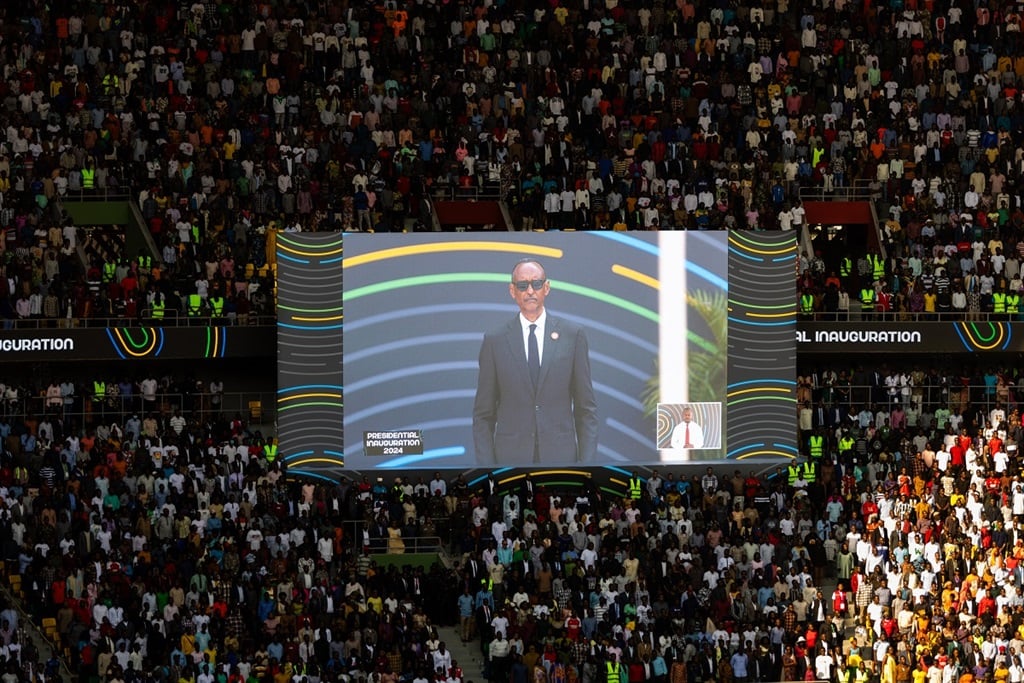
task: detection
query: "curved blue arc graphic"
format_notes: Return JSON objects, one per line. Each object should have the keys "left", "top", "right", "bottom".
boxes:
{"left": 345, "top": 362, "right": 480, "bottom": 394}
{"left": 727, "top": 316, "right": 794, "bottom": 327}
{"left": 347, "top": 325, "right": 659, "bottom": 363}
{"left": 595, "top": 444, "right": 629, "bottom": 462}
{"left": 278, "top": 384, "right": 345, "bottom": 394}
{"left": 346, "top": 303, "right": 659, "bottom": 356}
{"left": 728, "top": 247, "right": 761, "bottom": 263}
{"left": 727, "top": 443, "right": 765, "bottom": 458}
{"left": 344, "top": 390, "right": 477, "bottom": 423}
{"left": 284, "top": 470, "right": 340, "bottom": 483}
{"left": 593, "top": 382, "right": 644, "bottom": 411}
{"left": 282, "top": 450, "right": 315, "bottom": 461}
{"left": 689, "top": 232, "right": 729, "bottom": 254}
{"left": 345, "top": 334, "right": 483, "bottom": 363}
{"left": 277, "top": 253, "right": 311, "bottom": 265}
{"left": 345, "top": 303, "right": 511, "bottom": 331}
{"left": 588, "top": 352, "right": 651, "bottom": 382}
{"left": 605, "top": 417, "right": 651, "bottom": 447}
{"left": 105, "top": 329, "right": 126, "bottom": 360}
{"left": 592, "top": 232, "right": 659, "bottom": 256}
{"left": 591, "top": 232, "right": 728, "bottom": 289}
{"left": 376, "top": 447, "right": 467, "bottom": 468}
{"left": 728, "top": 379, "right": 796, "bottom": 388}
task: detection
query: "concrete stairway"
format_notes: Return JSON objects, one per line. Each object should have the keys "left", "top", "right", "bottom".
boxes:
{"left": 439, "top": 624, "right": 488, "bottom": 683}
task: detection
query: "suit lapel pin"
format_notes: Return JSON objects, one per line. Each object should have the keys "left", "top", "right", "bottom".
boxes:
{"left": 550, "top": 332, "right": 559, "bottom": 340}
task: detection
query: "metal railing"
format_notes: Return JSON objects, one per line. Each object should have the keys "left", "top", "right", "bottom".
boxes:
{"left": 58, "top": 187, "right": 133, "bottom": 202}
{"left": 367, "top": 535, "right": 445, "bottom": 554}
{"left": 432, "top": 183, "right": 503, "bottom": 201}
{"left": 0, "top": 390, "right": 278, "bottom": 425}
{"left": 800, "top": 310, "right": 1022, "bottom": 322}
{"left": 799, "top": 179, "right": 880, "bottom": 202}
{"left": 795, "top": 383, "right": 1013, "bottom": 414}
{"left": 1, "top": 312, "right": 277, "bottom": 329}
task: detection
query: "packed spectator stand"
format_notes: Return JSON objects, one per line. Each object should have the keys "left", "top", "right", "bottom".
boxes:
{"left": 10, "top": 0, "right": 1024, "bottom": 318}
{"left": 2, "top": 1, "right": 1024, "bottom": 683}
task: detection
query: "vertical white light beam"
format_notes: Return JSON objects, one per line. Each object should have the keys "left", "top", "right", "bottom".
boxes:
{"left": 659, "top": 232, "right": 688, "bottom": 407}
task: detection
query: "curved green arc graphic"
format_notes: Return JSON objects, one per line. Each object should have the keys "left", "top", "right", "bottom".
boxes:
{"left": 964, "top": 322, "right": 998, "bottom": 342}
{"left": 344, "top": 273, "right": 658, "bottom": 322}
{"left": 119, "top": 328, "right": 151, "bottom": 349}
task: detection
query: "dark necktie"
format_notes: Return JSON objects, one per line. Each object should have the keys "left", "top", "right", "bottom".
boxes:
{"left": 528, "top": 324, "right": 540, "bottom": 388}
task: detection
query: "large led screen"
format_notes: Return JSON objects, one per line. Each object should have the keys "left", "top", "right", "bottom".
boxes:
{"left": 342, "top": 232, "right": 729, "bottom": 469}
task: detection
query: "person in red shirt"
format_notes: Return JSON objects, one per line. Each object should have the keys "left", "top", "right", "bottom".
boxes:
{"left": 861, "top": 497, "right": 879, "bottom": 522}
{"left": 564, "top": 612, "right": 581, "bottom": 641}
{"left": 832, "top": 584, "right": 848, "bottom": 616}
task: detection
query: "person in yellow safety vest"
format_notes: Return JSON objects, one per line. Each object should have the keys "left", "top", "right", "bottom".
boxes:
{"left": 137, "top": 252, "right": 152, "bottom": 273}
{"left": 802, "top": 460, "right": 817, "bottom": 482}
{"left": 1009, "top": 290, "right": 1021, "bottom": 317}
{"left": 187, "top": 293, "right": 204, "bottom": 317}
{"left": 92, "top": 379, "right": 107, "bottom": 419}
{"left": 838, "top": 432, "right": 855, "bottom": 458}
{"left": 839, "top": 257, "right": 852, "bottom": 278}
{"left": 787, "top": 463, "right": 801, "bottom": 485}
{"left": 102, "top": 260, "right": 116, "bottom": 283}
{"left": 628, "top": 474, "right": 642, "bottom": 500}
{"left": 208, "top": 295, "right": 225, "bottom": 318}
{"left": 859, "top": 287, "right": 875, "bottom": 319}
{"left": 264, "top": 439, "right": 278, "bottom": 463}
{"left": 151, "top": 296, "right": 166, "bottom": 320}
{"left": 102, "top": 73, "right": 119, "bottom": 95}
{"left": 606, "top": 656, "right": 626, "bottom": 683}
{"left": 81, "top": 164, "right": 95, "bottom": 190}
{"left": 800, "top": 290, "right": 815, "bottom": 316}
{"left": 869, "top": 253, "right": 885, "bottom": 281}
{"left": 808, "top": 433, "right": 824, "bottom": 459}
{"left": 993, "top": 288, "right": 1007, "bottom": 315}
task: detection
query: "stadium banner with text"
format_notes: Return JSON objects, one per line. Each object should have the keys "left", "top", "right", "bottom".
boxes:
{"left": 0, "top": 326, "right": 274, "bottom": 361}
{"left": 338, "top": 231, "right": 794, "bottom": 470}
{"left": 797, "top": 321, "right": 1023, "bottom": 353}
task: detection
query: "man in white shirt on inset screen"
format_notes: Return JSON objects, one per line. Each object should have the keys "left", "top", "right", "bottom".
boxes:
{"left": 670, "top": 406, "right": 705, "bottom": 449}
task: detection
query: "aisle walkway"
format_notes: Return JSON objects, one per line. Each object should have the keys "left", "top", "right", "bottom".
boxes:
{"left": 440, "top": 624, "right": 487, "bottom": 683}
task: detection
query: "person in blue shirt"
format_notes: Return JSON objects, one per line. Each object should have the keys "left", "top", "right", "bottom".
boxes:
{"left": 474, "top": 583, "right": 494, "bottom": 610}
{"left": 458, "top": 587, "right": 475, "bottom": 642}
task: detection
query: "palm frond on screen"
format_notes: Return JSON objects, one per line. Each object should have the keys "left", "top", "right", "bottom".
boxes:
{"left": 642, "top": 289, "right": 728, "bottom": 417}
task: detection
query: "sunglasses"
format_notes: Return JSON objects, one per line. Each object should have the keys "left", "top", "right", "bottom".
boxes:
{"left": 513, "top": 279, "right": 547, "bottom": 292}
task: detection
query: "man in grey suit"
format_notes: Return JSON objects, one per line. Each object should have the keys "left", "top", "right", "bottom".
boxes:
{"left": 473, "top": 259, "right": 599, "bottom": 464}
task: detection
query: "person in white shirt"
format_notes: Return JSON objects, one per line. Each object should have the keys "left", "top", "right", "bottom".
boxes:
{"left": 670, "top": 406, "right": 705, "bottom": 449}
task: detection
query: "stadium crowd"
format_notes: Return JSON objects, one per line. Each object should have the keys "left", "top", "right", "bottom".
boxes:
{"left": 4, "top": 370, "right": 1024, "bottom": 683}
{"left": 9, "top": 0, "right": 1024, "bottom": 323}
{"left": 797, "top": 221, "right": 1024, "bottom": 319}
{"left": 0, "top": 357, "right": 1015, "bottom": 683}
{"left": 5, "top": 1, "right": 1024, "bottom": 683}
